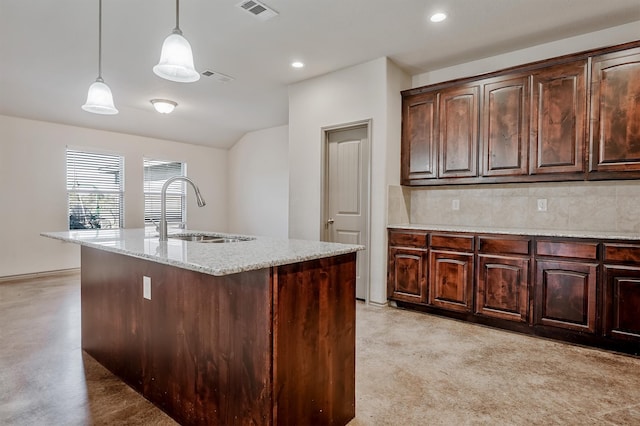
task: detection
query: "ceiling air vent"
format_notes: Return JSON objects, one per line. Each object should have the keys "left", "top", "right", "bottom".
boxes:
{"left": 236, "top": 0, "right": 278, "bottom": 21}
{"left": 201, "top": 70, "right": 235, "bottom": 83}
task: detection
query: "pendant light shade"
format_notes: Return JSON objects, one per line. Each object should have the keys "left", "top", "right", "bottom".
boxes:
{"left": 82, "top": 0, "right": 118, "bottom": 115}
{"left": 154, "top": 0, "right": 200, "bottom": 83}
{"left": 83, "top": 78, "right": 118, "bottom": 114}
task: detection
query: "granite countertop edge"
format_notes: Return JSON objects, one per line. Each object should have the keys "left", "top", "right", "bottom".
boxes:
{"left": 41, "top": 229, "right": 364, "bottom": 276}
{"left": 387, "top": 223, "right": 640, "bottom": 241}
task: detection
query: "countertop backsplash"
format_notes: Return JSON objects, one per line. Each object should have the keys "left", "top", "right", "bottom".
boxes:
{"left": 388, "top": 180, "right": 640, "bottom": 235}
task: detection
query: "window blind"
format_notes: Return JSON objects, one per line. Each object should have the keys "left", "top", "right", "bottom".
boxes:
{"left": 67, "top": 149, "right": 124, "bottom": 229}
{"left": 143, "top": 159, "right": 186, "bottom": 227}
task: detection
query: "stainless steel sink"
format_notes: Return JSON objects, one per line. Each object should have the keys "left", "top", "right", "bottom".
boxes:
{"left": 169, "top": 233, "right": 254, "bottom": 243}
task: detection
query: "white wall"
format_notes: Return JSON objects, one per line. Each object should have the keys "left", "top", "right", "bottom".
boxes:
{"left": 413, "top": 21, "right": 640, "bottom": 87}
{"left": 0, "top": 115, "right": 227, "bottom": 277}
{"left": 288, "top": 58, "right": 410, "bottom": 305}
{"left": 227, "top": 125, "right": 289, "bottom": 238}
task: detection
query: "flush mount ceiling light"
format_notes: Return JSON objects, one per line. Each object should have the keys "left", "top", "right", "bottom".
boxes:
{"left": 82, "top": 0, "right": 118, "bottom": 115}
{"left": 430, "top": 12, "right": 447, "bottom": 22}
{"left": 153, "top": 0, "right": 200, "bottom": 83}
{"left": 291, "top": 61, "right": 305, "bottom": 69}
{"left": 150, "top": 99, "right": 178, "bottom": 114}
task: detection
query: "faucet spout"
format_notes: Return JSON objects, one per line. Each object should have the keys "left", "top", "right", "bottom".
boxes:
{"left": 160, "top": 176, "right": 206, "bottom": 241}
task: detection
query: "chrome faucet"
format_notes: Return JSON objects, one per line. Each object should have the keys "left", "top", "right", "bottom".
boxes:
{"left": 159, "top": 176, "right": 206, "bottom": 241}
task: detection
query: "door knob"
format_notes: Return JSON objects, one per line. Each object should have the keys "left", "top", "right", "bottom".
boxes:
{"left": 327, "top": 218, "right": 335, "bottom": 225}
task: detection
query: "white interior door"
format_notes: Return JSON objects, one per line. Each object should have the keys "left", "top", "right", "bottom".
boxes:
{"left": 324, "top": 124, "right": 370, "bottom": 300}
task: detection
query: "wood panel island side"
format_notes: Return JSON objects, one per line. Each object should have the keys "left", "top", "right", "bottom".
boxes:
{"left": 42, "top": 229, "right": 362, "bottom": 425}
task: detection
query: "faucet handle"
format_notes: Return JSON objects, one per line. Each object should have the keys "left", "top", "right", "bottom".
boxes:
{"left": 146, "top": 217, "right": 160, "bottom": 232}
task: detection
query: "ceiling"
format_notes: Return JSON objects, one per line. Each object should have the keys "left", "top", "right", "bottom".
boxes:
{"left": 1, "top": 0, "right": 639, "bottom": 149}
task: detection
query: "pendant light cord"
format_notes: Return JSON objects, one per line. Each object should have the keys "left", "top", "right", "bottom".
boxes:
{"left": 97, "top": 0, "right": 103, "bottom": 81}
{"left": 175, "top": 0, "right": 181, "bottom": 32}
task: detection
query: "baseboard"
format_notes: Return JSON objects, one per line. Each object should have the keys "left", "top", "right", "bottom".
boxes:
{"left": 366, "top": 299, "right": 390, "bottom": 308}
{"left": 0, "top": 268, "right": 80, "bottom": 283}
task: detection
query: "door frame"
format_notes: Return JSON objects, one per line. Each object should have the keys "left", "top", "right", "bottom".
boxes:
{"left": 320, "top": 119, "right": 372, "bottom": 302}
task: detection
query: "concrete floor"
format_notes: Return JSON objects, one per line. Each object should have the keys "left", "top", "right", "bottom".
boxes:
{"left": 1, "top": 272, "right": 640, "bottom": 425}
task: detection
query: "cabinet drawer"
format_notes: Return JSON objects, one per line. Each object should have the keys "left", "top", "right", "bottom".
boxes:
{"left": 604, "top": 244, "right": 640, "bottom": 264}
{"left": 388, "top": 230, "right": 428, "bottom": 248}
{"left": 536, "top": 240, "right": 598, "bottom": 260}
{"left": 479, "top": 236, "right": 531, "bottom": 255}
{"left": 430, "top": 234, "right": 474, "bottom": 251}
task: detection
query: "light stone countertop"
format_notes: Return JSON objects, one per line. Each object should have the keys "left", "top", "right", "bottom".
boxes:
{"left": 41, "top": 229, "right": 363, "bottom": 276}
{"left": 388, "top": 223, "right": 640, "bottom": 241}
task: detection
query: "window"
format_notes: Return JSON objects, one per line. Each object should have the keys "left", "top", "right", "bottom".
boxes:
{"left": 67, "top": 149, "right": 124, "bottom": 229}
{"left": 143, "top": 159, "right": 186, "bottom": 229}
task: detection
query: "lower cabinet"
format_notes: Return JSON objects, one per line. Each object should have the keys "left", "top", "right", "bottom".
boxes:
{"left": 388, "top": 247, "right": 428, "bottom": 304}
{"left": 388, "top": 228, "right": 640, "bottom": 355}
{"left": 534, "top": 239, "right": 598, "bottom": 333}
{"left": 603, "top": 243, "right": 640, "bottom": 343}
{"left": 476, "top": 235, "right": 531, "bottom": 322}
{"left": 428, "top": 233, "right": 475, "bottom": 312}
{"left": 534, "top": 259, "right": 598, "bottom": 333}
{"left": 429, "top": 250, "right": 473, "bottom": 312}
{"left": 476, "top": 255, "right": 530, "bottom": 322}
{"left": 388, "top": 230, "right": 428, "bottom": 304}
{"left": 603, "top": 266, "right": 640, "bottom": 342}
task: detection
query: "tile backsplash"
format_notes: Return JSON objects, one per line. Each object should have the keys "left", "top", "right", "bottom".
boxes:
{"left": 388, "top": 181, "right": 640, "bottom": 234}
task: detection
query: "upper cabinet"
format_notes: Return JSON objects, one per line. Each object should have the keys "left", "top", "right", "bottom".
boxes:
{"left": 401, "top": 40, "right": 640, "bottom": 186}
{"left": 590, "top": 47, "right": 640, "bottom": 176}
{"left": 530, "top": 60, "right": 587, "bottom": 175}
{"left": 401, "top": 92, "right": 437, "bottom": 183}
{"left": 439, "top": 85, "right": 480, "bottom": 178}
{"left": 482, "top": 74, "right": 530, "bottom": 177}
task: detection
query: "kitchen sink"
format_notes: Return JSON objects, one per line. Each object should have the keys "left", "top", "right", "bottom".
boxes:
{"left": 169, "top": 233, "right": 254, "bottom": 243}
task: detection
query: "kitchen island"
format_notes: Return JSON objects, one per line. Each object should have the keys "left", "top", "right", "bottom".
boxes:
{"left": 42, "top": 229, "right": 362, "bottom": 425}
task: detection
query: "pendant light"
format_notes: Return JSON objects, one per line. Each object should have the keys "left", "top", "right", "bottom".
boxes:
{"left": 153, "top": 0, "right": 200, "bottom": 83}
{"left": 82, "top": 0, "right": 118, "bottom": 115}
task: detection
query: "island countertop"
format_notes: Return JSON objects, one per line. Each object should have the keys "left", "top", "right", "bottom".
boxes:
{"left": 42, "top": 228, "right": 363, "bottom": 276}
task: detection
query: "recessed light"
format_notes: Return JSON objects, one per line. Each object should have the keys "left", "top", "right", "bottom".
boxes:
{"left": 150, "top": 99, "right": 177, "bottom": 114}
{"left": 291, "top": 61, "right": 305, "bottom": 69}
{"left": 430, "top": 12, "right": 447, "bottom": 23}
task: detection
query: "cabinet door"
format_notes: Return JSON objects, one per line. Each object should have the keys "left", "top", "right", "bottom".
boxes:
{"left": 402, "top": 92, "right": 438, "bottom": 183}
{"left": 590, "top": 48, "right": 640, "bottom": 172}
{"left": 388, "top": 247, "right": 428, "bottom": 304}
{"left": 535, "top": 260, "right": 598, "bottom": 333}
{"left": 531, "top": 60, "right": 587, "bottom": 174}
{"left": 476, "top": 255, "right": 530, "bottom": 322}
{"left": 482, "top": 75, "right": 530, "bottom": 176}
{"left": 429, "top": 250, "right": 473, "bottom": 312}
{"left": 603, "top": 265, "right": 640, "bottom": 343}
{"left": 438, "top": 85, "right": 479, "bottom": 178}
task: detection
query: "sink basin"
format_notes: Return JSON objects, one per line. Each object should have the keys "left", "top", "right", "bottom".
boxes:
{"left": 169, "top": 233, "right": 254, "bottom": 243}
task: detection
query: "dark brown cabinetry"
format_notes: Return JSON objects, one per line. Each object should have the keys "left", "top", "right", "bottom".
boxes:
{"left": 476, "top": 236, "right": 531, "bottom": 322}
{"left": 530, "top": 60, "right": 587, "bottom": 175}
{"left": 388, "top": 230, "right": 428, "bottom": 303}
{"left": 401, "top": 93, "right": 438, "bottom": 182}
{"left": 83, "top": 246, "right": 357, "bottom": 425}
{"left": 482, "top": 75, "right": 530, "bottom": 177}
{"left": 603, "top": 244, "right": 640, "bottom": 343}
{"left": 429, "top": 234, "right": 474, "bottom": 312}
{"left": 439, "top": 86, "right": 479, "bottom": 178}
{"left": 590, "top": 47, "right": 640, "bottom": 175}
{"left": 401, "top": 40, "right": 640, "bottom": 186}
{"left": 388, "top": 228, "right": 640, "bottom": 355}
{"left": 534, "top": 240, "right": 598, "bottom": 333}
